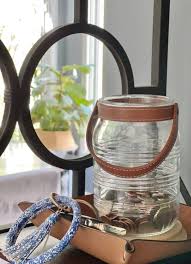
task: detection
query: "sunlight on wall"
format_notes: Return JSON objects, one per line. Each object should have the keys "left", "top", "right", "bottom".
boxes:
{"left": 0, "top": 0, "right": 53, "bottom": 171}
{"left": 0, "top": 0, "right": 52, "bottom": 71}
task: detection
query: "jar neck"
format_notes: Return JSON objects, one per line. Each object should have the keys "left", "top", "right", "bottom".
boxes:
{"left": 98, "top": 95, "right": 174, "bottom": 108}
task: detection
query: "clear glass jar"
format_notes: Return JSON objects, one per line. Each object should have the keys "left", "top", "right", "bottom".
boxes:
{"left": 91, "top": 95, "right": 180, "bottom": 237}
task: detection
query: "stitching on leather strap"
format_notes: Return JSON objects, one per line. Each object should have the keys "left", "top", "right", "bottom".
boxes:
{"left": 98, "top": 104, "right": 175, "bottom": 122}
{"left": 98, "top": 105, "right": 173, "bottom": 111}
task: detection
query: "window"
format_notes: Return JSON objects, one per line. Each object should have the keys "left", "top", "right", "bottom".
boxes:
{"left": 0, "top": 0, "right": 106, "bottom": 227}
{"left": 0, "top": 0, "right": 48, "bottom": 175}
{"left": 86, "top": 0, "right": 104, "bottom": 101}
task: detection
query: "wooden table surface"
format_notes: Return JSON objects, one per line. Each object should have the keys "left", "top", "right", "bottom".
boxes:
{"left": 47, "top": 249, "right": 191, "bottom": 264}
{"left": 1, "top": 247, "right": 191, "bottom": 264}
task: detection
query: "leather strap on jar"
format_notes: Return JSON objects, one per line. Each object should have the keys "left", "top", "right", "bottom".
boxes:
{"left": 86, "top": 101, "right": 179, "bottom": 178}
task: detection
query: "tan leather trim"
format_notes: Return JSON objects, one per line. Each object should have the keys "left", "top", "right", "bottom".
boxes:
{"left": 98, "top": 103, "right": 175, "bottom": 122}
{"left": 76, "top": 199, "right": 98, "bottom": 218}
{"left": 129, "top": 239, "right": 191, "bottom": 264}
{"left": 86, "top": 102, "right": 179, "bottom": 177}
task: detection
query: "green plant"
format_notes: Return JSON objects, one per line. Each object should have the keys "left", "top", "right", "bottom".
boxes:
{"left": 31, "top": 64, "right": 93, "bottom": 137}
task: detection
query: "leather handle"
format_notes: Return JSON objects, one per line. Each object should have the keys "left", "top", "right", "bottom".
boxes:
{"left": 86, "top": 102, "right": 179, "bottom": 178}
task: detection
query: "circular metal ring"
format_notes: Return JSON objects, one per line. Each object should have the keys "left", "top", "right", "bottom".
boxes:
{"left": 0, "top": 40, "right": 20, "bottom": 156}
{"left": 19, "top": 23, "right": 134, "bottom": 170}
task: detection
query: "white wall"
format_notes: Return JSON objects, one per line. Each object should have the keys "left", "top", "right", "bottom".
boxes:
{"left": 103, "top": 0, "right": 154, "bottom": 96}
{"left": 167, "top": 0, "right": 191, "bottom": 192}
{"left": 103, "top": 0, "right": 191, "bottom": 191}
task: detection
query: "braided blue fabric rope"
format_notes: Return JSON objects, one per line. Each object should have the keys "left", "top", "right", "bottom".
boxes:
{"left": 4, "top": 212, "right": 60, "bottom": 261}
{"left": 3, "top": 194, "right": 81, "bottom": 264}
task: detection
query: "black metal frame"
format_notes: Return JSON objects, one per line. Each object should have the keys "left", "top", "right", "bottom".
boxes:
{"left": 18, "top": 23, "right": 133, "bottom": 164}
{"left": 0, "top": 0, "right": 190, "bottom": 204}
{"left": 17, "top": 1, "right": 134, "bottom": 197}
{"left": 129, "top": 0, "right": 170, "bottom": 95}
{"left": 0, "top": 40, "right": 20, "bottom": 155}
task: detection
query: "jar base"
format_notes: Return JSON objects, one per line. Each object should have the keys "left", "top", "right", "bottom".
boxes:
{"left": 126, "top": 220, "right": 186, "bottom": 241}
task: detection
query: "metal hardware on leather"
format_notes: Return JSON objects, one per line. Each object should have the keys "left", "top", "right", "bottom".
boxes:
{"left": 86, "top": 100, "right": 179, "bottom": 178}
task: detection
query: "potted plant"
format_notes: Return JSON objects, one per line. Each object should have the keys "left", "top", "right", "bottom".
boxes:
{"left": 31, "top": 64, "right": 92, "bottom": 152}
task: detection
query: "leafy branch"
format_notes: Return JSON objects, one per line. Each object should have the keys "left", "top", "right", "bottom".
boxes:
{"left": 31, "top": 64, "right": 93, "bottom": 137}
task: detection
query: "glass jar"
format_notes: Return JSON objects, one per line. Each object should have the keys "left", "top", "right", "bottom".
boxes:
{"left": 87, "top": 95, "right": 180, "bottom": 237}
